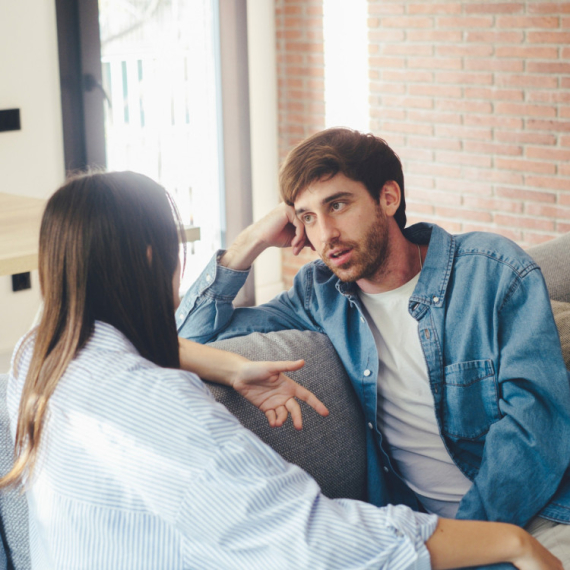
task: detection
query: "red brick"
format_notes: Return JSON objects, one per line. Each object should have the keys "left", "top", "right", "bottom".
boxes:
{"left": 464, "top": 115, "right": 523, "bottom": 129}
{"left": 408, "top": 30, "right": 463, "bottom": 42}
{"left": 436, "top": 45, "right": 493, "bottom": 57}
{"left": 462, "top": 167, "right": 523, "bottom": 185}
{"left": 562, "top": 136, "right": 570, "bottom": 147}
{"left": 382, "top": 96, "right": 434, "bottom": 109}
{"left": 427, "top": 218, "right": 463, "bottom": 233}
{"left": 466, "top": 3, "right": 524, "bottom": 14}
{"left": 464, "top": 87, "right": 524, "bottom": 101}
{"left": 407, "top": 110, "right": 462, "bottom": 125}
{"left": 495, "top": 46, "right": 559, "bottom": 59}
{"left": 405, "top": 202, "right": 435, "bottom": 215}
{"left": 560, "top": 164, "right": 570, "bottom": 177}
{"left": 495, "top": 214, "right": 555, "bottom": 231}
{"left": 527, "top": 62, "right": 570, "bottom": 74}
{"left": 526, "top": 147, "right": 570, "bottom": 161}
{"left": 408, "top": 3, "right": 461, "bottom": 14}
{"left": 409, "top": 84, "right": 463, "bottom": 98}
{"left": 369, "top": 56, "right": 405, "bottom": 68}
{"left": 408, "top": 136, "right": 462, "bottom": 151}
{"left": 528, "top": 32, "right": 570, "bottom": 43}
{"left": 371, "top": 107, "right": 406, "bottom": 120}
{"left": 380, "top": 16, "right": 434, "bottom": 28}
{"left": 436, "top": 206, "right": 492, "bottom": 223}
{"left": 494, "top": 102, "right": 557, "bottom": 118}
{"left": 557, "top": 222, "right": 570, "bottom": 234}
{"left": 407, "top": 188, "right": 462, "bottom": 206}
{"left": 405, "top": 176, "right": 436, "bottom": 190}
{"left": 563, "top": 78, "right": 570, "bottom": 89}
{"left": 523, "top": 232, "right": 558, "bottom": 246}
{"left": 496, "top": 187, "right": 556, "bottom": 204}
{"left": 527, "top": 119, "right": 570, "bottom": 132}
{"left": 382, "top": 122, "right": 434, "bottom": 136}
{"left": 436, "top": 71, "right": 493, "bottom": 85}
{"left": 436, "top": 150, "right": 492, "bottom": 168}
{"left": 525, "top": 176, "right": 570, "bottom": 191}
{"left": 528, "top": 4, "right": 570, "bottom": 14}
{"left": 464, "top": 196, "right": 523, "bottom": 214}
{"left": 408, "top": 57, "right": 462, "bottom": 70}
{"left": 285, "top": 41, "right": 324, "bottom": 53}
{"left": 438, "top": 16, "right": 493, "bottom": 28}
{"left": 463, "top": 141, "right": 523, "bottom": 156}
{"left": 560, "top": 194, "right": 570, "bottom": 206}
{"left": 465, "top": 59, "right": 524, "bottom": 72}
{"left": 368, "top": 17, "right": 380, "bottom": 28}
{"left": 560, "top": 107, "right": 570, "bottom": 119}
{"left": 368, "top": 2, "right": 405, "bottom": 15}
{"left": 496, "top": 16, "right": 560, "bottom": 28}
{"left": 495, "top": 131, "right": 557, "bottom": 145}
{"left": 369, "top": 29, "right": 406, "bottom": 42}
{"left": 496, "top": 157, "right": 556, "bottom": 175}
{"left": 437, "top": 178, "right": 493, "bottom": 196}
{"left": 496, "top": 74, "right": 559, "bottom": 89}
{"left": 382, "top": 44, "right": 433, "bottom": 56}
{"left": 528, "top": 92, "right": 570, "bottom": 104}
{"left": 406, "top": 161, "right": 462, "bottom": 178}
{"left": 383, "top": 70, "right": 433, "bottom": 83}
{"left": 466, "top": 31, "right": 524, "bottom": 43}
{"left": 436, "top": 100, "right": 492, "bottom": 114}
{"left": 370, "top": 82, "right": 407, "bottom": 95}
{"left": 435, "top": 124, "right": 492, "bottom": 141}
{"left": 526, "top": 204, "right": 570, "bottom": 219}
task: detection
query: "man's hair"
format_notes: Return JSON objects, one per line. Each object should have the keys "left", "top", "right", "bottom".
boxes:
{"left": 279, "top": 128, "right": 406, "bottom": 229}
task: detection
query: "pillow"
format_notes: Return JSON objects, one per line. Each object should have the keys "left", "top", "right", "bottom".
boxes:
{"left": 552, "top": 301, "right": 570, "bottom": 370}
{"left": 208, "top": 330, "right": 367, "bottom": 502}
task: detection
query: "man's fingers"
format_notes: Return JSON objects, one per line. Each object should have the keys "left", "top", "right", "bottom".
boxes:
{"left": 275, "top": 406, "right": 288, "bottom": 427}
{"left": 286, "top": 399, "right": 303, "bottom": 430}
{"left": 269, "top": 359, "right": 305, "bottom": 374}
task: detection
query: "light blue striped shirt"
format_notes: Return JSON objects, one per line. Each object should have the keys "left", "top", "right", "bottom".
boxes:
{"left": 8, "top": 322, "right": 437, "bottom": 569}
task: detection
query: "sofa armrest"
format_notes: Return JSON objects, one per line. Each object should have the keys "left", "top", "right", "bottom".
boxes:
{"left": 208, "top": 330, "right": 368, "bottom": 501}
{"left": 528, "top": 233, "right": 570, "bottom": 303}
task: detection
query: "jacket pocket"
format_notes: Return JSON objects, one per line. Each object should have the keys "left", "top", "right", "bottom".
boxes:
{"left": 442, "top": 359, "right": 501, "bottom": 440}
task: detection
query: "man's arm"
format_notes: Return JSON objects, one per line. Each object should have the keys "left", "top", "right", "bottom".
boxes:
{"left": 456, "top": 267, "right": 570, "bottom": 526}
{"left": 176, "top": 203, "right": 318, "bottom": 343}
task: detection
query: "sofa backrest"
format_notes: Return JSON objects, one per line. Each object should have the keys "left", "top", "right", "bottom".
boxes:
{"left": 208, "top": 330, "right": 368, "bottom": 501}
{"left": 528, "top": 233, "right": 570, "bottom": 303}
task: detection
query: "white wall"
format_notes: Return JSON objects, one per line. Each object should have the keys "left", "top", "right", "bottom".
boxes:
{"left": 0, "top": 0, "right": 65, "bottom": 368}
{"left": 247, "top": 0, "right": 284, "bottom": 304}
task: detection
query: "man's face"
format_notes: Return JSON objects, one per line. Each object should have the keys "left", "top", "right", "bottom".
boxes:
{"left": 294, "top": 173, "right": 390, "bottom": 283}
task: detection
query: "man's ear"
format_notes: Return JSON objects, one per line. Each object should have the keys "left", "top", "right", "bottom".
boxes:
{"left": 379, "top": 181, "right": 401, "bottom": 218}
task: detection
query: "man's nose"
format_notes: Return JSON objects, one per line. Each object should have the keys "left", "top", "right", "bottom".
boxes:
{"left": 319, "top": 217, "right": 340, "bottom": 244}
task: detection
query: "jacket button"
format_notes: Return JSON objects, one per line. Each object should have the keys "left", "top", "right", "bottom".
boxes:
{"left": 433, "top": 296, "right": 439, "bottom": 303}
{"left": 368, "top": 422, "right": 373, "bottom": 429}
{"left": 383, "top": 466, "right": 389, "bottom": 473}
{"left": 364, "top": 369, "right": 371, "bottom": 377}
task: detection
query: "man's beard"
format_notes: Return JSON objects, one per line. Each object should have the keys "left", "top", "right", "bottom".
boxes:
{"left": 321, "top": 207, "right": 390, "bottom": 283}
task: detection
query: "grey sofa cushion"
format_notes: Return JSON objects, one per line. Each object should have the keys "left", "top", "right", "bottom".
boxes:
{"left": 0, "top": 373, "right": 30, "bottom": 570}
{"left": 529, "top": 233, "right": 570, "bottom": 303}
{"left": 209, "top": 330, "right": 368, "bottom": 502}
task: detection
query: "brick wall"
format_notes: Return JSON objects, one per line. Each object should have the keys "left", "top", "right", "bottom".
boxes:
{"left": 275, "top": 0, "right": 570, "bottom": 289}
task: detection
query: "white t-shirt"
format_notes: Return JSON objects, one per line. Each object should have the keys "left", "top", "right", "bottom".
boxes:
{"left": 359, "top": 273, "right": 472, "bottom": 518}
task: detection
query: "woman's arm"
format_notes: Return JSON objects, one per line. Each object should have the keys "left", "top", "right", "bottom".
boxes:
{"left": 427, "top": 518, "right": 561, "bottom": 570}
{"left": 178, "top": 337, "right": 329, "bottom": 429}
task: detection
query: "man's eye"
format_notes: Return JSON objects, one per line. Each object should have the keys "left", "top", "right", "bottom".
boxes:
{"left": 331, "top": 202, "right": 345, "bottom": 211}
{"left": 302, "top": 214, "right": 314, "bottom": 224}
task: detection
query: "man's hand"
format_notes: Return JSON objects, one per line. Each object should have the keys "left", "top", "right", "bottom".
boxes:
{"left": 221, "top": 203, "right": 313, "bottom": 271}
{"left": 231, "top": 359, "right": 329, "bottom": 430}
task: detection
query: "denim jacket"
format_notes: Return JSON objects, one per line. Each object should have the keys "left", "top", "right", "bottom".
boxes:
{"left": 177, "top": 223, "right": 570, "bottom": 528}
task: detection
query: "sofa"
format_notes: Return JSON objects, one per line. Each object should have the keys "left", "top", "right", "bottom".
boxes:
{"left": 2, "top": 232, "right": 570, "bottom": 569}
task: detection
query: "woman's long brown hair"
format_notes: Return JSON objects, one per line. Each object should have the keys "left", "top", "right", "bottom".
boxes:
{"left": 1, "top": 171, "right": 185, "bottom": 487}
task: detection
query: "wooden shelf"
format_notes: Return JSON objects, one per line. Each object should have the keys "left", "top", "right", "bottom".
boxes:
{"left": 0, "top": 192, "right": 200, "bottom": 277}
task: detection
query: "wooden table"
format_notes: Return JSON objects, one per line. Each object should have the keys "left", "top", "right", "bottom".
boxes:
{"left": 0, "top": 192, "right": 45, "bottom": 277}
{"left": 0, "top": 192, "right": 201, "bottom": 277}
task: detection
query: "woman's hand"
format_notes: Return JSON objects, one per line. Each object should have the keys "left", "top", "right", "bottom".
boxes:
{"left": 231, "top": 359, "right": 329, "bottom": 430}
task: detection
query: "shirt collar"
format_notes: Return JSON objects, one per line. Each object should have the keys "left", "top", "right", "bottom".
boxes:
{"left": 83, "top": 321, "right": 141, "bottom": 356}
{"left": 334, "top": 223, "right": 456, "bottom": 310}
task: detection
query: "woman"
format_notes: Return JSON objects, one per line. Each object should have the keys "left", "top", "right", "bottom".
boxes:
{"left": 2, "top": 172, "right": 561, "bottom": 569}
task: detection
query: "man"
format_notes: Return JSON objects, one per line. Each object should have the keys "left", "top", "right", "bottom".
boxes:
{"left": 177, "top": 128, "right": 570, "bottom": 560}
